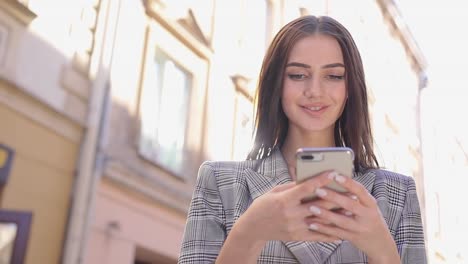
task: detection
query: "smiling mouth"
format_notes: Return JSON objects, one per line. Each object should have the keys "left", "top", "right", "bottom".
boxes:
{"left": 303, "top": 105, "right": 327, "bottom": 111}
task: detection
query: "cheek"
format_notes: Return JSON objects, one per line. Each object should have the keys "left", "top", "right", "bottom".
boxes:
{"left": 282, "top": 81, "right": 301, "bottom": 101}
{"left": 333, "top": 85, "right": 347, "bottom": 106}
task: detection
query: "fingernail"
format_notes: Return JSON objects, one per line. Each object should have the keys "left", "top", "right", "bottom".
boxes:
{"left": 350, "top": 195, "right": 358, "bottom": 200}
{"left": 335, "top": 175, "right": 346, "bottom": 183}
{"left": 334, "top": 240, "right": 343, "bottom": 244}
{"left": 309, "top": 206, "right": 321, "bottom": 215}
{"left": 328, "top": 171, "right": 339, "bottom": 179}
{"left": 345, "top": 211, "right": 353, "bottom": 216}
{"left": 309, "top": 224, "right": 319, "bottom": 231}
{"left": 316, "top": 188, "right": 327, "bottom": 197}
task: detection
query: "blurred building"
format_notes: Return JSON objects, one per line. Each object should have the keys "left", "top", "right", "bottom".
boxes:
{"left": 0, "top": 0, "right": 92, "bottom": 263}
{"left": 0, "top": 0, "right": 430, "bottom": 263}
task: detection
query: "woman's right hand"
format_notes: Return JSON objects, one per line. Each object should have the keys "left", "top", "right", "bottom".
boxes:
{"left": 234, "top": 171, "right": 343, "bottom": 243}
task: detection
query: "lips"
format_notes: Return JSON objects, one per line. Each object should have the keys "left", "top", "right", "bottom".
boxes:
{"left": 304, "top": 106, "right": 325, "bottom": 111}
{"left": 301, "top": 105, "right": 329, "bottom": 116}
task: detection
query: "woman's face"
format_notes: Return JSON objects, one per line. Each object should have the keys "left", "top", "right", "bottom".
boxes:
{"left": 281, "top": 34, "right": 347, "bottom": 137}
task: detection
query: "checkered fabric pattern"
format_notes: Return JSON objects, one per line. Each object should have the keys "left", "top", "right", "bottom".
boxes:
{"left": 178, "top": 149, "right": 427, "bottom": 263}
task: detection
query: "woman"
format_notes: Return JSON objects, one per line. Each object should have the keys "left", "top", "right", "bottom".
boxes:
{"left": 178, "top": 15, "right": 426, "bottom": 263}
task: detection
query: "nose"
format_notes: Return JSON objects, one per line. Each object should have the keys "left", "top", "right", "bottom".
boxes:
{"left": 303, "top": 76, "right": 322, "bottom": 98}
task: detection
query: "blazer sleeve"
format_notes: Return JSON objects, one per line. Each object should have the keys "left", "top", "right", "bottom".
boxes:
{"left": 395, "top": 176, "right": 428, "bottom": 263}
{"left": 178, "top": 162, "right": 226, "bottom": 264}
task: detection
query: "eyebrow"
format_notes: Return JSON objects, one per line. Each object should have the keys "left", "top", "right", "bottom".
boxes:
{"left": 285, "top": 62, "right": 345, "bottom": 69}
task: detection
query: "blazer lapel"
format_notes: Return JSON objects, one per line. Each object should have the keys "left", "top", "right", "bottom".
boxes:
{"left": 244, "top": 149, "right": 377, "bottom": 263}
{"left": 353, "top": 169, "right": 376, "bottom": 194}
{"left": 244, "top": 149, "right": 292, "bottom": 200}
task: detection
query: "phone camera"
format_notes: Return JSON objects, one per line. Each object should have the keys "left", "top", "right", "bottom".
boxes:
{"left": 301, "top": 155, "right": 315, "bottom": 160}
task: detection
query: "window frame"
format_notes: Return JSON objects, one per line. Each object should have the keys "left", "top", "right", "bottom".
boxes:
{"left": 0, "top": 144, "right": 14, "bottom": 187}
{"left": 0, "top": 209, "right": 32, "bottom": 264}
{"left": 137, "top": 22, "right": 209, "bottom": 180}
{"left": 139, "top": 47, "right": 193, "bottom": 174}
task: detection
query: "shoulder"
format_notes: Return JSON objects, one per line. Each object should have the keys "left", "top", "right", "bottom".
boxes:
{"left": 369, "top": 169, "right": 420, "bottom": 210}
{"left": 196, "top": 159, "right": 261, "bottom": 187}
{"left": 370, "top": 170, "right": 423, "bottom": 228}
{"left": 371, "top": 169, "right": 416, "bottom": 189}
{"left": 199, "top": 159, "right": 260, "bottom": 175}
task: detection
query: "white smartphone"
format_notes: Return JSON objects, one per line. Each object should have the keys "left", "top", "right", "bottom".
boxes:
{"left": 296, "top": 147, "right": 355, "bottom": 202}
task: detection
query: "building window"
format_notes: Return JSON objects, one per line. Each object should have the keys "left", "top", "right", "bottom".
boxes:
{"left": 0, "top": 210, "right": 32, "bottom": 264}
{"left": 139, "top": 49, "right": 192, "bottom": 173}
{"left": 138, "top": 22, "right": 209, "bottom": 180}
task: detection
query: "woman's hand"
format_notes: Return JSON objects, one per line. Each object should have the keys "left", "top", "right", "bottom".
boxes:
{"left": 305, "top": 174, "right": 400, "bottom": 263}
{"left": 304, "top": 193, "right": 357, "bottom": 225}
{"left": 234, "top": 171, "right": 343, "bottom": 243}
{"left": 218, "top": 171, "right": 346, "bottom": 263}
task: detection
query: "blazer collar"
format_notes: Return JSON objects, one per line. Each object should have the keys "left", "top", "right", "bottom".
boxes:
{"left": 243, "top": 148, "right": 377, "bottom": 263}
{"left": 244, "top": 148, "right": 292, "bottom": 200}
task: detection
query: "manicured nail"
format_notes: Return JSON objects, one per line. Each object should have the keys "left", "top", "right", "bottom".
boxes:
{"left": 309, "top": 206, "right": 321, "bottom": 215}
{"left": 315, "top": 188, "right": 327, "bottom": 197}
{"left": 328, "top": 171, "right": 339, "bottom": 179}
{"left": 309, "top": 224, "right": 319, "bottom": 231}
{"left": 350, "top": 195, "right": 358, "bottom": 200}
{"left": 335, "top": 175, "right": 346, "bottom": 183}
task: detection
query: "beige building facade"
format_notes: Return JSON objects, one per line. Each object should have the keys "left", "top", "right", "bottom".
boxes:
{"left": 0, "top": 0, "right": 94, "bottom": 263}
{"left": 0, "top": 0, "right": 443, "bottom": 263}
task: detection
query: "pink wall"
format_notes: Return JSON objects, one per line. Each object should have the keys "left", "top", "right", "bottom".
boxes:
{"left": 83, "top": 180, "right": 186, "bottom": 264}
{"left": 85, "top": 231, "right": 135, "bottom": 264}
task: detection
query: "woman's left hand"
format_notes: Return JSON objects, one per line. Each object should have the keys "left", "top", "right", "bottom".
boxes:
{"left": 306, "top": 174, "right": 400, "bottom": 263}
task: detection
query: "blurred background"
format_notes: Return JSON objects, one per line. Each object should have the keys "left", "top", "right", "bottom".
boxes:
{"left": 0, "top": 0, "right": 466, "bottom": 263}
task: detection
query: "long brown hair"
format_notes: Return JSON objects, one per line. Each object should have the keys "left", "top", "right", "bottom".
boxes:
{"left": 247, "top": 15, "right": 379, "bottom": 172}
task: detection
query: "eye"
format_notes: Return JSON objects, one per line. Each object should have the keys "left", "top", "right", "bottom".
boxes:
{"left": 327, "top": 75, "right": 345, "bottom": 80}
{"left": 288, "top": 74, "right": 308, "bottom": 80}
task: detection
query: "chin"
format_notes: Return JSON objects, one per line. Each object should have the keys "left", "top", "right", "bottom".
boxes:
{"left": 300, "top": 124, "right": 334, "bottom": 133}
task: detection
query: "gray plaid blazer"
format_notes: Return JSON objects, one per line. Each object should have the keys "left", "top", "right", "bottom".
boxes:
{"left": 178, "top": 149, "right": 427, "bottom": 263}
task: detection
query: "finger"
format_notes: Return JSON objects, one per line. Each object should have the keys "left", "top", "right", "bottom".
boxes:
{"left": 345, "top": 192, "right": 359, "bottom": 201}
{"left": 298, "top": 200, "right": 341, "bottom": 220}
{"left": 304, "top": 216, "right": 334, "bottom": 226}
{"left": 307, "top": 222, "right": 352, "bottom": 242}
{"left": 288, "top": 200, "right": 332, "bottom": 221}
{"left": 301, "top": 228, "right": 342, "bottom": 243}
{"left": 307, "top": 198, "right": 343, "bottom": 211}
{"left": 285, "top": 170, "right": 336, "bottom": 201}
{"left": 335, "top": 208, "right": 354, "bottom": 217}
{"left": 289, "top": 221, "right": 341, "bottom": 242}
{"left": 305, "top": 204, "right": 353, "bottom": 219}
{"left": 308, "top": 203, "right": 357, "bottom": 231}
{"left": 313, "top": 187, "right": 364, "bottom": 216}
{"left": 333, "top": 174, "right": 376, "bottom": 208}
{"left": 271, "top": 182, "right": 296, "bottom": 193}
